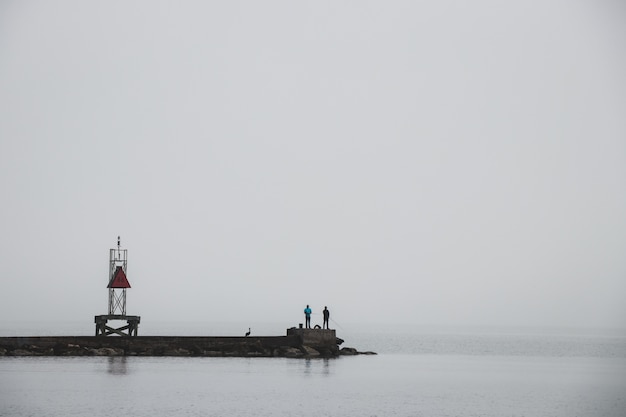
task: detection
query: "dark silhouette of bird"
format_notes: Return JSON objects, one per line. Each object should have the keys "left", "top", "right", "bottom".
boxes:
{"left": 245, "top": 328, "right": 251, "bottom": 337}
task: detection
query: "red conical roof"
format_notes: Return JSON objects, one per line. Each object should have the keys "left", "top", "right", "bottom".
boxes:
{"left": 108, "top": 266, "right": 131, "bottom": 288}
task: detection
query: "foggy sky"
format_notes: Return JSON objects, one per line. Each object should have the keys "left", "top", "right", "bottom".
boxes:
{"left": 1, "top": 1, "right": 625, "bottom": 331}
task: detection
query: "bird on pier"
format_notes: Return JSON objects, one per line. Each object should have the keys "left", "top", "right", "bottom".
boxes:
{"left": 245, "top": 328, "right": 251, "bottom": 337}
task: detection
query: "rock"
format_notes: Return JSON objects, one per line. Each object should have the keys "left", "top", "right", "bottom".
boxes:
{"left": 340, "top": 347, "right": 358, "bottom": 356}
{"left": 282, "top": 347, "right": 304, "bottom": 358}
{"left": 89, "top": 347, "right": 124, "bottom": 356}
{"left": 62, "top": 348, "right": 87, "bottom": 356}
{"left": 164, "top": 348, "right": 190, "bottom": 356}
{"left": 11, "top": 349, "right": 35, "bottom": 356}
{"left": 339, "top": 347, "right": 377, "bottom": 355}
{"left": 316, "top": 347, "right": 338, "bottom": 357}
{"left": 189, "top": 345, "right": 204, "bottom": 355}
{"left": 301, "top": 346, "right": 320, "bottom": 357}
{"left": 246, "top": 351, "right": 266, "bottom": 357}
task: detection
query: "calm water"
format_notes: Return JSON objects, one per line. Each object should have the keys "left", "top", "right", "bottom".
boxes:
{"left": 1, "top": 323, "right": 625, "bottom": 417}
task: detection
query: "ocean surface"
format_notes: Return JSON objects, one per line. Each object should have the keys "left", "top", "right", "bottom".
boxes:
{"left": 1, "top": 322, "right": 625, "bottom": 417}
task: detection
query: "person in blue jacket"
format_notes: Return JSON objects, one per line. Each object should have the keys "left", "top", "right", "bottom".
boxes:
{"left": 304, "top": 305, "right": 312, "bottom": 328}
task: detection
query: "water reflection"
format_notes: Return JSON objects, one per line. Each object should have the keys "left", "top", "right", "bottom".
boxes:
{"left": 107, "top": 356, "right": 128, "bottom": 375}
{"left": 302, "top": 358, "right": 332, "bottom": 376}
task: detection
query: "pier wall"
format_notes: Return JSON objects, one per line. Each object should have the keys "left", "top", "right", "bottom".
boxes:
{"left": 0, "top": 331, "right": 346, "bottom": 358}
{"left": 287, "top": 328, "right": 336, "bottom": 345}
{"left": 0, "top": 336, "right": 302, "bottom": 357}
{"left": 286, "top": 328, "right": 340, "bottom": 356}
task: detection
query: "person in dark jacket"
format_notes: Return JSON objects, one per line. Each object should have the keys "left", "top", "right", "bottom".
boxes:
{"left": 323, "top": 306, "right": 330, "bottom": 329}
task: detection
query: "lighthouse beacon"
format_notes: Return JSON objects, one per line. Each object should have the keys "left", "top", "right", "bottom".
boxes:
{"left": 94, "top": 237, "right": 141, "bottom": 336}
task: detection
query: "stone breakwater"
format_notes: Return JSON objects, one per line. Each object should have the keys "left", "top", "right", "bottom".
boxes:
{"left": 0, "top": 331, "right": 376, "bottom": 358}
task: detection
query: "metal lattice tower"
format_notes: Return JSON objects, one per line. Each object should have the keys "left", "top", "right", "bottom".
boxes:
{"left": 94, "top": 236, "right": 140, "bottom": 336}
{"left": 108, "top": 236, "right": 129, "bottom": 315}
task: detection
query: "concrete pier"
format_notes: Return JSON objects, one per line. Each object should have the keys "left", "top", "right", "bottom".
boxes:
{"left": 0, "top": 335, "right": 306, "bottom": 357}
{"left": 0, "top": 328, "right": 361, "bottom": 358}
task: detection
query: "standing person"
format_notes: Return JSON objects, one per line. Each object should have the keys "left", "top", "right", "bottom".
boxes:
{"left": 323, "top": 306, "right": 330, "bottom": 329}
{"left": 304, "top": 305, "right": 312, "bottom": 329}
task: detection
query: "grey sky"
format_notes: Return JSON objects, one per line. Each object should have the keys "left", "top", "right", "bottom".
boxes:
{"left": 1, "top": 1, "right": 625, "bottom": 330}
